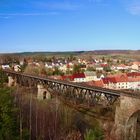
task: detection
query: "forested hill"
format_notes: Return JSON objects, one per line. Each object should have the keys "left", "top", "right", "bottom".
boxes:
{"left": 0, "top": 51, "right": 85, "bottom": 56}
{"left": 0, "top": 50, "right": 140, "bottom": 61}
{"left": 0, "top": 50, "right": 140, "bottom": 56}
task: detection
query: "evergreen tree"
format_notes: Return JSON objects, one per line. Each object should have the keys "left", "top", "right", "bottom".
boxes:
{"left": 0, "top": 88, "right": 19, "bottom": 140}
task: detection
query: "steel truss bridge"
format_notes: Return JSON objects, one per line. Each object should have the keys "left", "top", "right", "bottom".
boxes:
{"left": 2, "top": 70, "right": 140, "bottom": 107}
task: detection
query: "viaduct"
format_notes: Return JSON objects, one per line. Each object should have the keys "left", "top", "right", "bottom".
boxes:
{"left": 2, "top": 69, "right": 140, "bottom": 140}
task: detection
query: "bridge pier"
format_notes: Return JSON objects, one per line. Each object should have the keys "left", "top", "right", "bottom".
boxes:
{"left": 8, "top": 76, "right": 16, "bottom": 87}
{"left": 113, "top": 96, "right": 140, "bottom": 140}
{"left": 37, "top": 84, "right": 51, "bottom": 100}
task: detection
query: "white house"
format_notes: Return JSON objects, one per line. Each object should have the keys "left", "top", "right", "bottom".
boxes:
{"left": 96, "top": 66, "right": 103, "bottom": 71}
{"left": 131, "top": 64, "right": 139, "bottom": 71}
{"left": 102, "top": 73, "right": 140, "bottom": 91}
{"left": 59, "top": 64, "right": 67, "bottom": 73}
{"left": 84, "top": 71, "right": 97, "bottom": 82}
{"left": 102, "top": 74, "right": 129, "bottom": 90}
{"left": 14, "top": 65, "right": 21, "bottom": 72}
{"left": 2, "top": 65, "right": 10, "bottom": 69}
{"left": 72, "top": 73, "right": 86, "bottom": 83}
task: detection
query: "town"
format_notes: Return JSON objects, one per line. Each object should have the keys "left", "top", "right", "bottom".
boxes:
{"left": 1, "top": 53, "right": 140, "bottom": 91}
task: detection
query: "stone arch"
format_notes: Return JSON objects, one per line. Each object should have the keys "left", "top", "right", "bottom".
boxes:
{"left": 114, "top": 96, "right": 140, "bottom": 140}
{"left": 125, "top": 110, "right": 140, "bottom": 140}
{"left": 137, "top": 113, "right": 140, "bottom": 140}
{"left": 43, "top": 91, "right": 47, "bottom": 99}
{"left": 37, "top": 84, "right": 51, "bottom": 100}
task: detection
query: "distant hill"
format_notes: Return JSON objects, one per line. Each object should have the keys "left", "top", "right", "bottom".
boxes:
{"left": 0, "top": 50, "right": 140, "bottom": 60}
{"left": 0, "top": 51, "right": 85, "bottom": 56}
{"left": 83, "top": 50, "right": 140, "bottom": 55}
{"left": 1, "top": 50, "right": 140, "bottom": 55}
{"left": 81, "top": 50, "right": 140, "bottom": 60}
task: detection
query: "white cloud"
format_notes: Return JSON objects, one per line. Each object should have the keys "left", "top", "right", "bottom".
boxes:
{"left": 32, "top": 1, "right": 82, "bottom": 11}
{"left": 128, "top": 3, "right": 140, "bottom": 15}
{"left": 0, "top": 12, "right": 59, "bottom": 17}
{"left": 88, "top": 0, "right": 107, "bottom": 3}
{"left": 123, "top": 0, "right": 140, "bottom": 15}
{"left": 88, "top": 0, "right": 109, "bottom": 6}
{"left": 91, "top": 0, "right": 103, "bottom": 2}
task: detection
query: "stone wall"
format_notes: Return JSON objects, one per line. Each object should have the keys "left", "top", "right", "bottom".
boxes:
{"left": 113, "top": 95, "right": 140, "bottom": 140}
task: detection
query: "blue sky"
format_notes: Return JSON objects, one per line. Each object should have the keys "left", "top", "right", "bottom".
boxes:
{"left": 0, "top": 0, "right": 140, "bottom": 53}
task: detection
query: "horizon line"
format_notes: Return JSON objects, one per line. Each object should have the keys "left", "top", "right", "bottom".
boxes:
{"left": 0, "top": 49, "right": 140, "bottom": 54}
